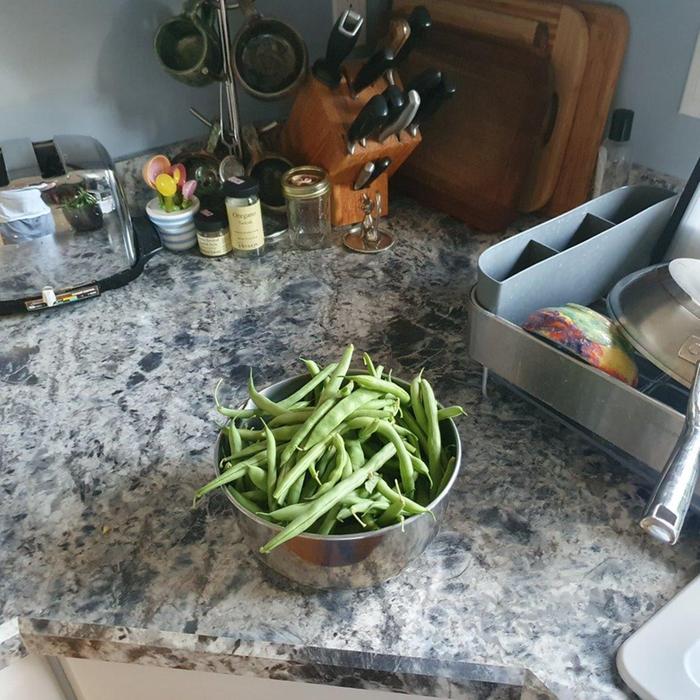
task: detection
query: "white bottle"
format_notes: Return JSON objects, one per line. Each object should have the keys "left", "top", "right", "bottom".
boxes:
{"left": 592, "top": 109, "right": 634, "bottom": 198}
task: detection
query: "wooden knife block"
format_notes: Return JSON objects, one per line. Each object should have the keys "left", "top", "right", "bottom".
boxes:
{"left": 280, "top": 68, "right": 422, "bottom": 227}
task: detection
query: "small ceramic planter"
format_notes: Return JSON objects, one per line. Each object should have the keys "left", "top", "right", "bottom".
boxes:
{"left": 146, "top": 196, "right": 200, "bottom": 251}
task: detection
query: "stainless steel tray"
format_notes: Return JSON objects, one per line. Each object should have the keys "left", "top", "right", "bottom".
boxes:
{"left": 468, "top": 289, "right": 699, "bottom": 503}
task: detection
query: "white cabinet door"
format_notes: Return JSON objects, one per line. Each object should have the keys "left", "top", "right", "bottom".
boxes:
{"left": 0, "top": 656, "right": 67, "bottom": 700}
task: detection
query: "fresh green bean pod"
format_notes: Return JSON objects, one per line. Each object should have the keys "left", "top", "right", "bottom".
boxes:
{"left": 262, "top": 420, "right": 277, "bottom": 511}
{"left": 410, "top": 370, "right": 427, "bottom": 428}
{"left": 304, "top": 389, "right": 376, "bottom": 449}
{"left": 317, "top": 504, "right": 342, "bottom": 535}
{"left": 375, "top": 478, "right": 428, "bottom": 516}
{"left": 420, "top": 378, "right": 443, "bottom": 485}
{"left": 345, "top": 440, "right": 365, "bottom": 471}
{"left": 260, "top": 443, "right": 397, "bottom": 553}
{"left": 287, "top": 471, "right": 306, "bottom": 505}
{"left": 268, "top": 410, "right": 314, "bottom": 427}
{"left": 346, "top": 375, "right": 411, "bottom": 404}
{"left": 229, "top": 487, "right": 270, "bottom": 518}
{"left": 319, "top": 344, "right": 354, "bottom": 403}
{"left": 264, "top": 502, "right": 310, "bottom": 522}
{"left": 274, "top": 438, "right": 330, "bottom": 502}
{"left": 437, "top": 405, "right": 466, "bottom": 421}
{"left": 279, "top": 398, "right": 335, "bottom": 466}
{"left": 362, "top": 352, "right": 377, "bottom": 378}
{"left": 194, "top": 464, "right": 247, "bottom": 504}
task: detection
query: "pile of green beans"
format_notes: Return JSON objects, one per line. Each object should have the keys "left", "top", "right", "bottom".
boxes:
{"left": 195, "top": 345, "right": 465, "bottom": 553}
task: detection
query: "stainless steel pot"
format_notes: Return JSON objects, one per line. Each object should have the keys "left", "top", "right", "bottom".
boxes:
{"left": 609, "top": 258, "right": 700, "bottom": 543}
{"left": 214, "top": 374, "right": 462, "bottom": 589}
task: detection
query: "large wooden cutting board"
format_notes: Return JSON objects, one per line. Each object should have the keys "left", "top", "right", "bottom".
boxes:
{"left": 545, "top": 1, "right": 629, "bottom": 215}
{"left": 395, "top": 26, "right": 553, "bottom": 232}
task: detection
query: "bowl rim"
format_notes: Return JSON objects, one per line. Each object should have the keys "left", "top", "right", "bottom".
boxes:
{"left": 213, "top": 370, "right": 462, "bottom": 542}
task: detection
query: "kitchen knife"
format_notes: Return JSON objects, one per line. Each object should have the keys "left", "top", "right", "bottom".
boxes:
{"left": 362, "top": 157, "right": 392, "bottom": 188}
{"left": 346, "top": 95, "right": 389, "bottom": 154}
{"left": 352, "top": 47, "right": 395, "bottom": 95}
{"left": 408, "top": 76, "right": 456, "bottom": 136}
{"left": 394, "top": 6, "right": 432, "bottom": 64}
{"left": 377, "top": 89, "right": 420, "bottom": 142}
{"left": 382, "top": 85, "right": 406, "bottom": 124}
{"left": 313, "top": 9, "right": 365, "bottom": 88}
{"left": 382, "top": 17, "right": 411, "bottom": 57}
{"left": 406, "top": 68, "right": 442, "bottom": 103}
{"left": 352, "top": 161, "right": 375, "bottom": 190}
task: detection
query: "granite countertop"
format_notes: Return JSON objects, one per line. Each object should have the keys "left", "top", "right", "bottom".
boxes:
{"left": 1, "top": 195, "right": 699, "bottom": 699}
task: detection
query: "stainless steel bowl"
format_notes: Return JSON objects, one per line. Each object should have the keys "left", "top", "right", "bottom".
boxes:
{"left": 214, "top": 373, "right": 462, "bottom": 589}
{"left": 608, "top": 258, "right": 700, "bottom": 388}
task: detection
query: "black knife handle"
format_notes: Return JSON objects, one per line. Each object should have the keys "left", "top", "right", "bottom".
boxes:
{"left": 382, "top": 85, "right": 406, "bottom": 123}
{"left": 395, "top": 6, "right": 432, "bottom": 64}
{"left": 413, "top": 76, "right": 456, "bottom": 129}
{"left": 348, "top": 95, "right": 389, "bottom": 145}
{"left": 352, "top": 47, "right": 395, "bottom": 94}
{"left": 363, "top": 157, "right": 392, "bottom": 188}
{"left": 313, "top": 9, "right": 364, "bottom": 88}
{"left": 406, "top": 68, "right": 442, "bottom": 102}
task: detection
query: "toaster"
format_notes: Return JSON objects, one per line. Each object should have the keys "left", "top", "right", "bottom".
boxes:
{"left": 0, "top": 134, "right": 160, "bottom": 314}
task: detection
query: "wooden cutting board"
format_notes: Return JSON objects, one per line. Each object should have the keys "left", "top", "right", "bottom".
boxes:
{"left": 545, "top": 1, "right": 629, "bottom": 215}
{"left": 395, "top": 26, "right": 553, "bottom": 232}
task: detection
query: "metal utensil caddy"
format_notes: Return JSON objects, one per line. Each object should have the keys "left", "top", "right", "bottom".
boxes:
{"left": 468, "top": 185, "right": 700, "bottom": 507}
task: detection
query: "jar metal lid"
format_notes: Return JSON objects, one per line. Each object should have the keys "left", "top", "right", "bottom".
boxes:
{"left": 281, "top": 166, "right": 331, "bottom": 200}
{"left": 194, "top": 207, "right": 226, "bottom": 232}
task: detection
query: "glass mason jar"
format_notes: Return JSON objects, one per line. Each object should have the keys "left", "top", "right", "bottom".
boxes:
{"left": 281, "top": 166, "right": 332, "bottom": 250}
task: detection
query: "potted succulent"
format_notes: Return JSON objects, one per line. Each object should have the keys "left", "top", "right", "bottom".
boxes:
{"left": 144, "top": 155, "right": 200, "bottom": 251}
{"left": 63, "top": 187, "right": 103, "bottom": 232}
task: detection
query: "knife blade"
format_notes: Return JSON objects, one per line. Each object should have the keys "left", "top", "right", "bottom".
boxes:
{"left": 362, "top": 157, "right": 392, "bottom": 188}
{"left": 395, "top": 6, "right": 432, "bottom": 64}
{"left": 409, "top": 76, "right": 456, "bottom": 136}
{"left": 377, "top": 89, "right": 420, "bottom": 142}
{"left": 352, "top": 161, "right": 375, "bottom": 190}
{"left": 352, "top": 47, "right": 395, "bottom": 95}
{"left": 347, "top": 95, "right": 389, "bottom": 154}
{"left": 313, "top": 9, "right": 364, "bottom": 88}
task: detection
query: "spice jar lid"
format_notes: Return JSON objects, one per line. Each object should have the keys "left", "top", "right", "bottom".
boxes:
{"left": 281, "top": 166, "right": 331, "bottom": 200}
{"left": 223, "top": 175, "right": 259, "bottom": 198}
{"left": 194, "top": 207, "right": 226, "bottom": 232}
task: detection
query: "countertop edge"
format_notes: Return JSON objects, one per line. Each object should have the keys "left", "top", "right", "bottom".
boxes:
{"left": 0, "top": 617, "right": 556, "bottom": 698}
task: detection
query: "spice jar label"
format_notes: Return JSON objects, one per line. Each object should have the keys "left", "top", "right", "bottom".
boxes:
{"left": 227, "top": 202, "right": 264, "bottom": 251}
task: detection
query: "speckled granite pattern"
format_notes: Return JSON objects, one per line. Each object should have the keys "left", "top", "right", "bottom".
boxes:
{"left": 1, "top": 190, "right": 699, "bottom": 699}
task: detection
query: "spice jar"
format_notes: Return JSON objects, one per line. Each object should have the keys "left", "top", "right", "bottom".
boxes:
{"left": 223, "top": 176, "right": 265, "bottom": 257}
{"left": 195, "top": 207, "right": 231, "bottom": 257}
{"left": 281, "top": 166, "right": 331, "bottom": 250}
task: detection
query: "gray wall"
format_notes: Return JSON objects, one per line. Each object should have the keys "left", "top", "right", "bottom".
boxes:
{"left": 610, "top": 0, "right": 700, "bottom": 179}
{"left": 1, "top": 0, "right": 698, "bottom": 178}
{"left": 0, "top": 0, "right": 331, "bottom": 159}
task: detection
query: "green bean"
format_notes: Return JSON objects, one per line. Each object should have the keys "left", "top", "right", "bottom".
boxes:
{"left": 410, "top": 370, "right": 426, "bottom": 428}
{"left": 374, "top": 365, "right": 384, "bottom": 380}
{"left": 277, "top": 362, "right": 338, "bottom": 408}
{"left": 346, "top": 440, "right": 365, "bottom": 471}
{"left": 247, "top": 371, "right": 296, "bottom": 417}
{"left": 247, "top": 464, "right": 267, "bottom": 492}
{"left": 317, "top": 504, "right": 342, "bottom": 535}
{"left": 274, "top": 438, "right": 330, "bottom": 502}
{"left": 279, "top": 398, "right": 335, "bottom": 466}
{"left": 346, "top": 375, "right": 410, "bottom": 404}
{"left": 268, "top": 410, "right": 314, "bottom": 427}
{"left": 410, "top": 454, "right": 432, "bottom": 486}
{"left": 301, "top": 472, "right": 319, "bottom": 500}
{"left": 238, "top": 425, "right": 300, "bottom": 440}
{"left": 400, "top": 410, "right": 428, "bottom": 449}
{"left": 362, "top": 352, "right": 377, "bottom": 378}
{"left": 317, "top": 443, "right": 337, "bottom": 481}
{"left": 287, "top": 471, "right": 305, "bottom": 505}
{"left": 375, "top": 478, "right": 428, "bottom": 516}
{"left": 358, "top": 418, "right": 380, "bottom": 442}
{"left": 420, "top": 378, "right": 442, "bottom": 486}
{"left": 265, "top": 502, "right": 310, "bottom": 522}
{"left": 337, "top": 436, "right": 352, "bottom": 479}
{"left": 377, "top": 484, "right": 405, "bottom": 527}
{"left": 301, "top": 358, "right": 321, "bottom": 376}
{"left": 436, "top": 455, "right": 456, "bottom": 497}
{"left": 319, "top": 344, "right": 354, "bottom": 403}
{"left": 226, "top": 436, "right": 289, "bottom": 461}
{"left": 316, "top": 436, "right": 347, "bottom": 497}
{"left": 240, "top": 488, "right": 268, "bottom": 506}
{"left": 227, "top": 419, "right": 243, "bottom": 456}
{"left": 437, "top": 405, "right": 466, "bottom": 421}
{"left": 262, "top": 420, "right": 277, "bottom": 511}
{"left": 260, "top": 443, "right": 397, "bottom": 553}
{"left": 228, "top": 487, "right": 269, "bottom": 518}
{"left": 344, "top": 417, "right": 415, "bottom": 494}
{"left": 304, "top": 389, "right": 376, "bottom": 449}
{"left": 215, "top": 379, "right": 257, "bottom": 420}
{"left": 337, "top": 499, "right": 382, "bottom": 523}
{"left": 194, "top": 464, "right": 246, "bottom": 504}
{"left": 338, "top": 380, "right": 355, "bottom": 397}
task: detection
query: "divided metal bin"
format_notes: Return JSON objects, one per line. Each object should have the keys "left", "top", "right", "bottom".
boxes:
{"left": 469, "top": 185, "right": 700, "bottom": 503}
